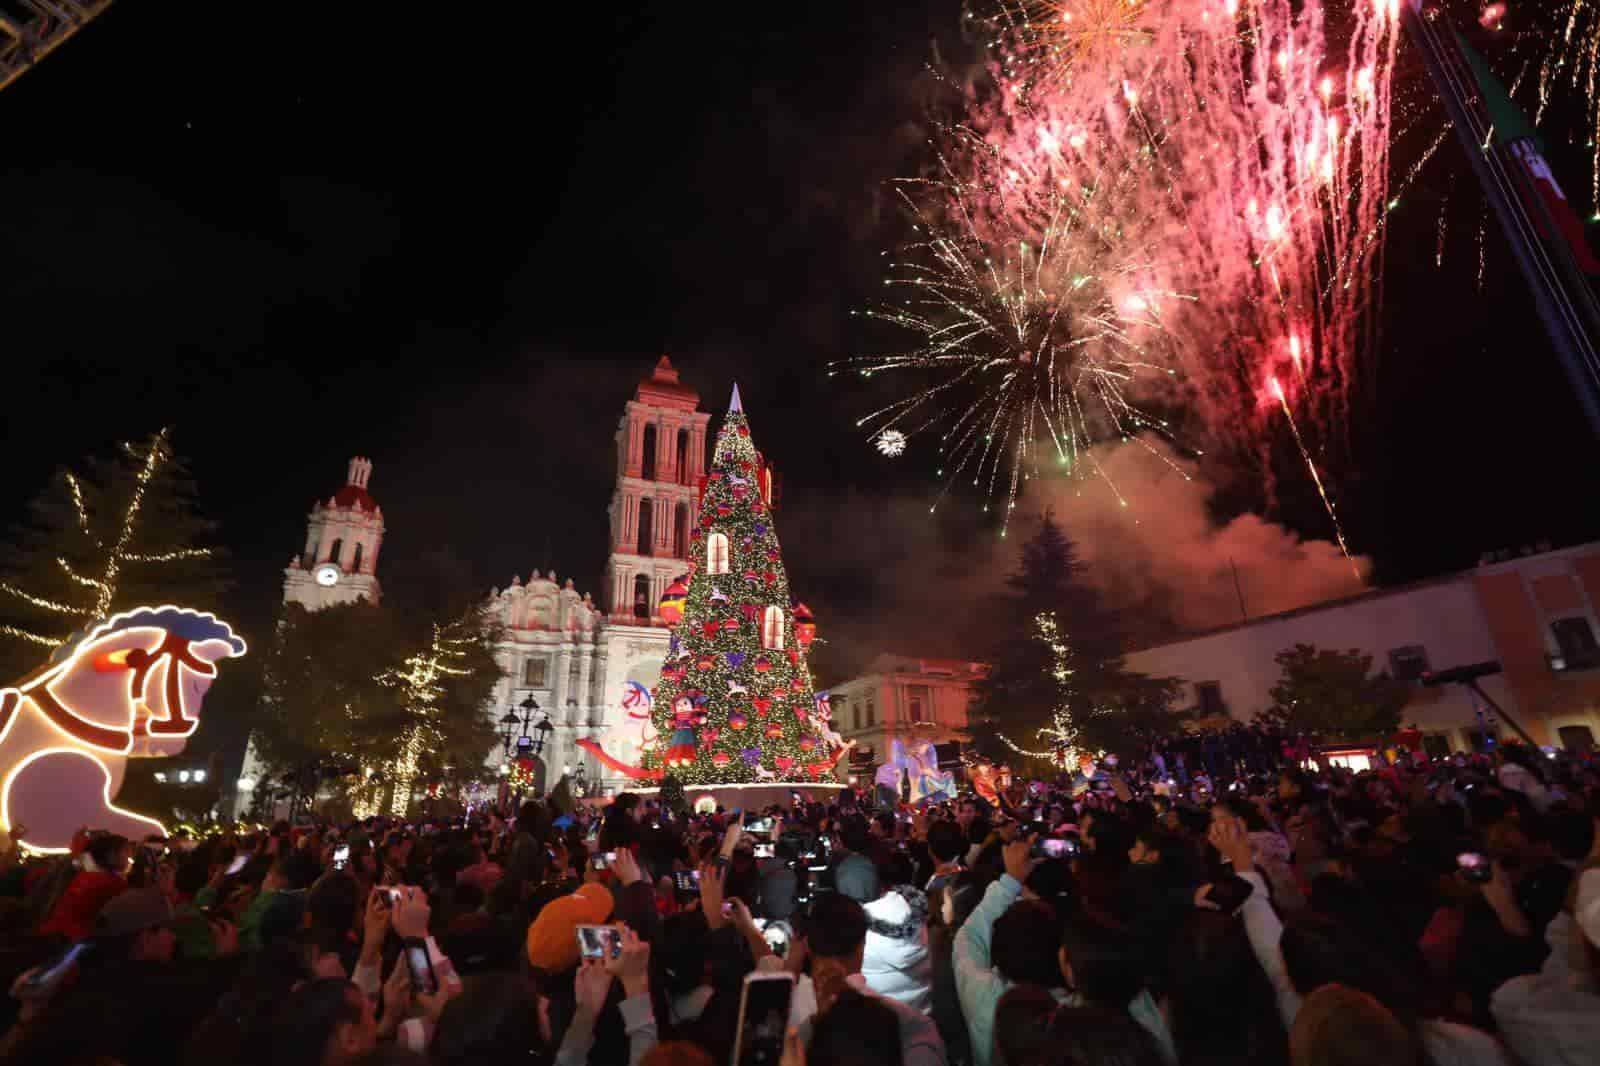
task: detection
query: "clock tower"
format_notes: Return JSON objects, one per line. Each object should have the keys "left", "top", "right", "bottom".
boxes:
{"left": 282, "top": 457, "right": 385, "bottom": 610}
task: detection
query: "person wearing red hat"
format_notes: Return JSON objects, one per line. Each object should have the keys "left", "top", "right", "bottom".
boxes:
{"left": 38, "top": 834, "right": 132, "bottom": 941}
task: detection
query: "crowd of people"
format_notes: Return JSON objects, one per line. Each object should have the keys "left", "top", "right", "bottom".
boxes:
{"left": 0, "top": 735, "right": 1596, "bottom": 1066}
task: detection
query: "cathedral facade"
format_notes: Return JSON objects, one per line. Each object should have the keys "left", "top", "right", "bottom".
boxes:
{"left": 242, "top": 357, "right": 716, "bottom": 805}
{"left": 483, "top": 357, "right": 711, "bottom": 789}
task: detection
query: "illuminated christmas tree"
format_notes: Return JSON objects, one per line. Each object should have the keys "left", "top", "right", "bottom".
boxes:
{"left": 637, "top": 385, "right": 843, "bottom": 786}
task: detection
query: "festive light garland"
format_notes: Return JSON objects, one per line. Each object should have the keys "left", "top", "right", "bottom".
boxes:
{"left": 377, "top": 623, "right": 473, "bottom": 816}
{"left": 998, "top": 611, "right": 1103, "bottom": 766}
{"left": 1, "top": 429, "right": 216, "bottom": 650}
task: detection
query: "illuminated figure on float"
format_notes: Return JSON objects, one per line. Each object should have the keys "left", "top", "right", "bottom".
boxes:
{"left": 874, "top": 738, "right": 956, "bottom": 805}
{"left": 0, "top": 607, "right": 246, "bottom": 852}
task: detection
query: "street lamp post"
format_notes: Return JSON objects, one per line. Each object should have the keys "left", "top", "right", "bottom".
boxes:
{"left": 497, "top": 694, "right": 555, "bottom": 810}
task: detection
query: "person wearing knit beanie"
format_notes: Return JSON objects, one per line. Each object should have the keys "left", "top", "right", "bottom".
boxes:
{"left": 526, "top": 882, "right": 614, "bottom": 973}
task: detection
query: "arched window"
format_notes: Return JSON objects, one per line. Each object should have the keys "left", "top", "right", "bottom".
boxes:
{"left": 328, "top": 538, "right": 343, "bottom": 566}
{"left": 351, "top": 542, "right": 364, "bottom": 574}
{"left": 707, "top": 532, "right": 730, "bottom": 575}
{"left": 677, "top": 429, "right": 690, "bottom": 484}
{"left": 761, "top": 605, "right": 785, "bottom": 650}
{"left": 636, "top": 498, "right": 654, "bottom": 556}
{"left": 641, "top": 424, "right": 657, "bottom": 481}
{"left": 673, "top": 502, "right": 689, "bottom": 558}
{"left": 633, "top": 574, "right": 651, "bottom": 620}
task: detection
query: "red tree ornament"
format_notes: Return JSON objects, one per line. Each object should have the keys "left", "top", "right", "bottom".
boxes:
{"left": 729, "top": 711, "right": 748, "bottom": 731}
{"left": 793, "top": 603, "right": 815, "bottom": 648}
{"left": 764, "top": 721, "right": 784, "bottom": 738}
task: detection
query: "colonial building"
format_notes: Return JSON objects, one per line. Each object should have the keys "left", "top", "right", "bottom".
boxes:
{"left": 1123, "top": 541, "right": 1600, "bottom": 754}
{"left": 828, "top": 655, "right": 983, "bottom": 775}
{"left": 482, "top": 357, "right": 712, "bottom": 788}
{"left": 281, "top": 457, "right": 385, "bottom": 611}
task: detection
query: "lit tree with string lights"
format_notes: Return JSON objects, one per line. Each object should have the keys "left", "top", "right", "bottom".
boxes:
{"left": 376, "top": 619, "right": 475, "bottom": 816}
{"left": 0, "top": 428, "right": 228, "bottom": 680}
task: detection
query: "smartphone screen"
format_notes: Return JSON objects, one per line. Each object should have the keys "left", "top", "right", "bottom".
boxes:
{"left": 734, "top": 973, "right": 794, "bottom": 1066}
{"left": 591, "top": 851, "right": 614, "bottom": 871}
{"left": 753, "top": 842, "right": 775, "bottom": 859}
{"left": 1457, "top": 852, "right": 1492, "bottom": 883}
{"left": 576, "top": 924, "right": 622, "bottom": 960}
{"left": 333, "top": 845, "right": 350, "bottom": 870}
{"left": 672, "top": 870, "right": 700, "bottom": 894}
{"left": 404, "top": 940, "right": 438, "bottom": 996}
{"left": 225, "top": 854, "right": 249, "bottom": 876}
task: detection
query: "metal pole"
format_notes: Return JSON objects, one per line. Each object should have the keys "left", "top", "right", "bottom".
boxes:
{"left": 1463, "top": 679, "right": 1542, "bottom": 749}
{"left": 1401, "top": 4, "right": 1600, "bottom": 440}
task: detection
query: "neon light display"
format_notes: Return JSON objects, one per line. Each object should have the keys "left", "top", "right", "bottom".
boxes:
{"left": 0, "top": 606, "right": 246, "bottom": 852}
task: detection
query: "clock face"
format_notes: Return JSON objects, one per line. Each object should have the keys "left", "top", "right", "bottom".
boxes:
{"left": 315, "top": 564, "right": 340, "bottom": 587}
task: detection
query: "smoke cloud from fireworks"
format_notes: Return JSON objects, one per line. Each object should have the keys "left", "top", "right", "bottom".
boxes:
{"left": 784, "top": 438, "right": 1366, "bottom": 680}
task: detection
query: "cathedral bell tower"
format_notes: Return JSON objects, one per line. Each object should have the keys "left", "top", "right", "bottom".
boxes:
{"left": 282, "top": 457, "right": 385, "bottom": 610}
{"left": 604, "top": 356, "right": 711, "bottom": 623}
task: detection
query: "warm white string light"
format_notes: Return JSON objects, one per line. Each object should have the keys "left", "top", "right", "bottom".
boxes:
{"left": 0, "top": 428, "right": 215, "bottom": 651}
{"left": 378, "top": 623, "right": 473, "bottom": 816}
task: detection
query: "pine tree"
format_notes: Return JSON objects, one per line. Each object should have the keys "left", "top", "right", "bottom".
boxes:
{"left": 0, "top": 428, "right": 227, "bottom": 679}
{"left": 971, "top": 511, "right": 1176, "bottom": 763}
{"left": 639, "top": 386, "right": 840, "bottom": 785}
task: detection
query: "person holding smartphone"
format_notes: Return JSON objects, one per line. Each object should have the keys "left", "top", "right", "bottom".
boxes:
{"left": 555, "top": 923, "right": 659, "bottom": 1066}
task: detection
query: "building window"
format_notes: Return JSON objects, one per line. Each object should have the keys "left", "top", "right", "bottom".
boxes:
{"left": 1422, "top": 734, "right": 1451, "bottom": 760}
{"left": 866, "top": 698, "right": 876, "bottom": 726}
{"left": 351, "top": 542, "right": 364, "bottom": 574}
{"left": 328, "top": 538, "right": 342, "bottom": 566}
{"left": 641, "top": 423, "right": 657, "bottom": 481}
{"left": 707, "top": 532, "right": 730, "bottom": 575}
{"left": 1551, "top": 616, "right": 1600, "bottom": 669}
{"left": 637, "top": 498, "right": 654, "bottom": 556}
{"left": 1196, "top": 681, "right": 1225, "bottom": 718}
{"left": 761, "top": 605, "right": 785, "bottom": 650}
{"left": 677, "top": 429, "right": 690, "bottom": 484}
{"left": 1388, "top": 645, "right": 1430, "bottom": 682}
{"left": 523, "top": 657, "right": 550, "bottom": 687}
{"left": 907, "top": 685, "right": 930, "bottom": 723}
{"left": 674, "top": 502, "right": 689, "bottom": 559}
{"left": 633, "top": 574, "right": 651, "bottom": 620}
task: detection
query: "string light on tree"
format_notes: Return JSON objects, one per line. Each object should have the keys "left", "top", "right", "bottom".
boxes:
{"left": 0, "top": 428, "right": 221, "bottom": 669}
{"left": 377, "top": 622, "right": 473, "bottom": 816}
{"left": 1000, "top": 611, "right": 1104, "bottom": 767}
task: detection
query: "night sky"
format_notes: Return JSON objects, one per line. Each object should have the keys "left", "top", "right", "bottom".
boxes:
{"left": 0, "top": 2, "right": 1594, "bottom": 688}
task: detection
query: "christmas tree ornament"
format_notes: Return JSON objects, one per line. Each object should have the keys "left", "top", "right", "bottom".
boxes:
{"left": 763, "top": 571, "right": 777, "bottom": 586}
{"left": 741, "top": 604, "right": 760, "bottom": 622}
{"left": 740, "top": 747, "right": 762, "bottom": 766}
{"left": 793, "top": 604, "right": 815, "bottom": 648}
{"left": 702, "top": 621, "right": 720, "bottom": 639}
{"left": 790, "top": 676, "right": 805, "bottom": 692}
{"left": 764, "top": 720, "right": 784, "bottom": 738}
{"left": 787, "top": 648, "right": 800, "bottom": 666}
{"left": 775, "top": 756, "right": 795, "bottom": 773}
{"left": 766, "top": 548, "right": 779, "bottom": 562}
{"left": 753, "top": 655, "right": 771, "bottom": 673}
{"left": 716, "top": 504, "right": 732, "bottom": 517}
{"left": 722, "top": 618, "right": 739, "bottom": 631}
{"left": 729, "top": 710, "right": 748, "bottom": 731}
{"left": 659, "top": 578, "right": 690, "bottom": 625}
{"left": 798, "top": 736, "right": 816, "bottom": 753}
{"left": 713, "top": 751, "right": 731, "bottom": 768}
{"left": 754, "top": 523, "right": 768, "bottom": 536}
{"left": 726, "top": 652, "right": 746, "bottom": 669}
{"left": 753, "top": 698, "right": 772, "bottom": 717}
{"left": 696, "top": 655, "right": 714, "bottom": 671}
{"left": 709, "top": 586, "right": 728, "bottom": 603}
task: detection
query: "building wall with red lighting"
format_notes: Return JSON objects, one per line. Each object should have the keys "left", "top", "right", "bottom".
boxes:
{"left": 1124, "top": 542, "right": 1600, "bottom": 752}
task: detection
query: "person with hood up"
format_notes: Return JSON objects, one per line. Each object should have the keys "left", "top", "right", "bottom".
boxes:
{"left": 863, "top": 881, "right": 934, "bottom": 1014}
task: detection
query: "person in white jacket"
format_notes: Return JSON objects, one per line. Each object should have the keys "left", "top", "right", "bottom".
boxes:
{"left": 862, "top": 883, "right": 934, "bottom": 1013}
{"left": 1491, "top": 867, "right": 1600, "bottom": 1066}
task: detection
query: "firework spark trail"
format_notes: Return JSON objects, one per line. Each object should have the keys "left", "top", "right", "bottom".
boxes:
{"left": 1271, "top": 376, "right": 1359, "bottom": 574}
{"left": 843, "top": 0, "right": 1401, "bottom": 543}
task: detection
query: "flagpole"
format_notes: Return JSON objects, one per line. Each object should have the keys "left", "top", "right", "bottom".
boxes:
{"left": 1401, "top": 1, "right": 1600, "bottom": 441}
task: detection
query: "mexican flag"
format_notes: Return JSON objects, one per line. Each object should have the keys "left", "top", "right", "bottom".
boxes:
{"left": 1454, "top": 29, "right": 1600, "bottom": 275}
